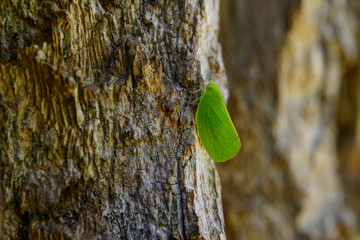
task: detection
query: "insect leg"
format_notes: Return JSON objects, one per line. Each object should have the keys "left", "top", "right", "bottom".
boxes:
{"left": 191, "top": 88, "right": 204, "bottom": 94}
{"left": 191, "top": 97, "right": 202, "bottom": 104}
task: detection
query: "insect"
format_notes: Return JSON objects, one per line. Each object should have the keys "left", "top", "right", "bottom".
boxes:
{"left": 193, "top": 81, "right": 241, "bottom": 162}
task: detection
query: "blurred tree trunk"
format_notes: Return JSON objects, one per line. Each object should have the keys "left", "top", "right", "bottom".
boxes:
{"left": 0, "top": 1, "right": 227, "bottom": 239}
{"left": 218, "top": 1, "right": 300, "bottom": 239}
{"left": 219, "top": 0, "right": 360, "bottom": 240}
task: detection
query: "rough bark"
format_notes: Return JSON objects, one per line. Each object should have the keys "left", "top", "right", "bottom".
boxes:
{"left": 0, "top": 1, "right": 226, "bottom": 239}
{"left": 219, "top": 0, "right": 360, "bottom": 239}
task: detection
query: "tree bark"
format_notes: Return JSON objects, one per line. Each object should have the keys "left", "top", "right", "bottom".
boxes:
{"left": 0, "top": 1, "right": 226, "bottom": 239}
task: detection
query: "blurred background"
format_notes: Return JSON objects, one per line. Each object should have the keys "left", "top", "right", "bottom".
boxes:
{"left": 217, "top": 0, "right": 360, "bottom": 239}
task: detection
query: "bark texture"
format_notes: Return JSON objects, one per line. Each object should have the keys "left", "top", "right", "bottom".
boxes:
{"left": 219, "top": 0, "right": 360, "bottom": 239}
{"left": 0, "top": 1, "right": 227, "bottom": 239}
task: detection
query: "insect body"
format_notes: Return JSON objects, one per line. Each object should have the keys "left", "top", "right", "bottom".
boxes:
{"left": 194, "top": 81, "right": 241, "bottom": 162}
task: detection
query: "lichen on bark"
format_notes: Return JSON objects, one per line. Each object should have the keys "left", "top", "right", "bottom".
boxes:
{"left": 0, "top": 1, "right": 226, "bottom": 239}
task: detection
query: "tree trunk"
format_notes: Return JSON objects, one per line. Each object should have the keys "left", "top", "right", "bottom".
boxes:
{"left": 218, "top": 1, "right": 300, "bottom": 239}
{"left": 0, "top": 1, "right": 226, "bottom": 239}
{"left": 219, "top": 0, "right": 360, "bottom": 239}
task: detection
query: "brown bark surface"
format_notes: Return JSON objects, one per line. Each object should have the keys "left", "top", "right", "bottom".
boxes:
{"left": 0, "top": 1, "right": 226, "bottom": 239}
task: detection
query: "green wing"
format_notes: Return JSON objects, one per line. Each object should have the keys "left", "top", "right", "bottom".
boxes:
{"left": 196, "top": 81, "right": 241, "bottom": 162}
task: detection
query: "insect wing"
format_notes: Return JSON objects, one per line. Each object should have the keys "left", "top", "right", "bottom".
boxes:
{"left": 196, "top": 82, "right": 240, "bottom": 162}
